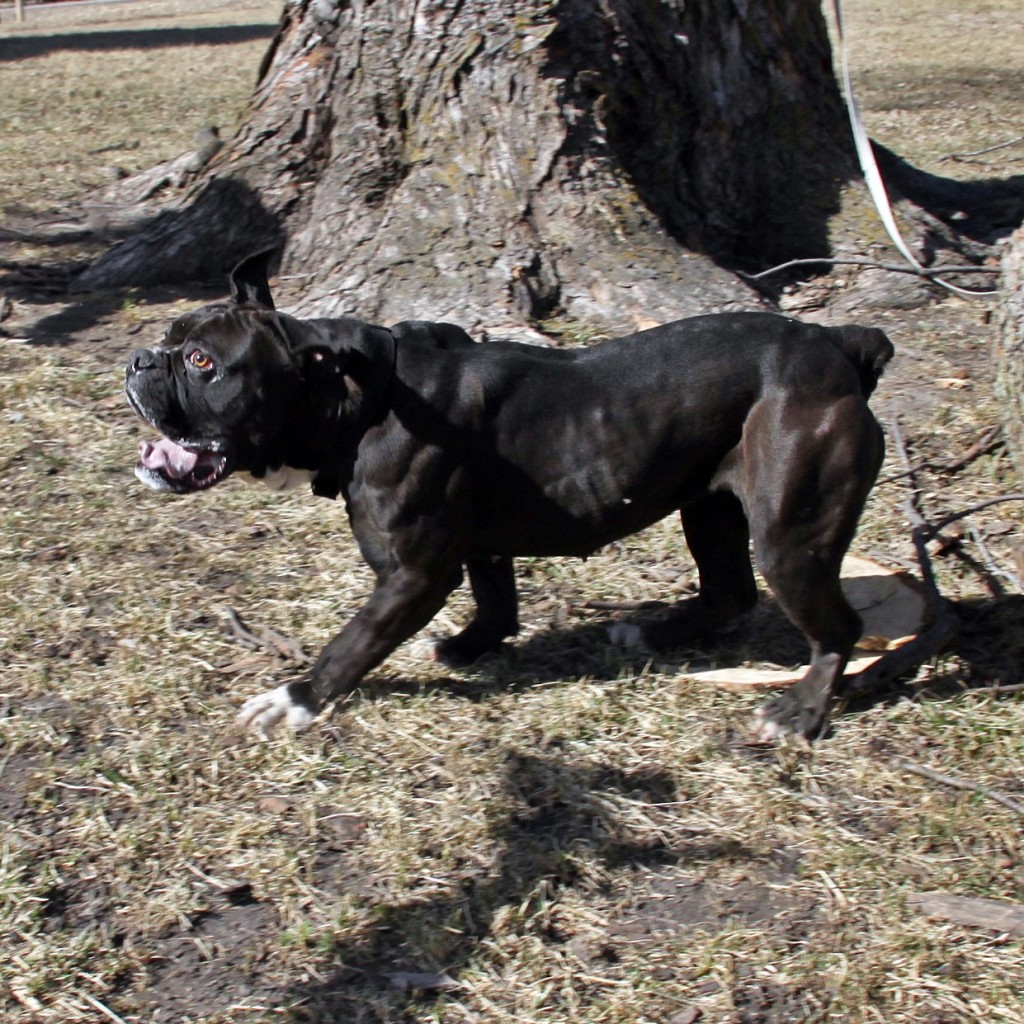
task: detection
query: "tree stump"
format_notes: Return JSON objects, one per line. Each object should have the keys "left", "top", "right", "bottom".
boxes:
{"left": 76, "top": 0, "right": 854, "bottom": 337}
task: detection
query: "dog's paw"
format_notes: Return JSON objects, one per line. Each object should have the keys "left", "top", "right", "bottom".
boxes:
{"left": 409, "top": 636, "right": 440, "bottom": 662}
{"left": 237, "top": 683, "right": 316, "bottom": 738}
{"left": 607, "top": 622, "right": 649, "bottom": 651}
{"left": 751, "top": 704, "right": 791, "bottom": 744}
{"left": 751, "top": 695, "right": 818, "bottom": 747}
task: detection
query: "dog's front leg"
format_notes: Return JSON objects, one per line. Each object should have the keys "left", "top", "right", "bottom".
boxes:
{"left": 237, "top": 563, "right": 462, "bottom": 736}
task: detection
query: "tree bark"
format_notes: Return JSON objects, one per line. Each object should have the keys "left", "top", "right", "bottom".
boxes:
{"left": 77, "top": 0, "right": 854, "bottom": 337}
{"left": 995, "top": 225, "right": 1024, "bottom": 481}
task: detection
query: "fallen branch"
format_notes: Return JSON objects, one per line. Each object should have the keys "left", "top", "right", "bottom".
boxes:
{"left": 894, "top": 757, "right": 1024, "bottom": 816}
{"left": 961, "top": 682, "right": 1024, "bottom": 696}
{"left": 879, "top": 435, "right": 1023, "bottom": 594}
{"left": 908, "top": 892, "right": 1024, "bottom": 936}
{"left": 941, "top": 133, "right": 1024, "bottom": 163}
{"left": 740, "top": 256, "right": 1000, "bottom": 284}
{"left": 79, "top": 994, "right": 131, "bottom": 1024}
{"left": 939, "top": 425, "right": 1005, "bottom": 475}
{"left": 926, "top": 494, "right": 1024, "bottom": 537}
{"left": 581, "top": 598, "right": 669, "bottom": 612}
{"left": 888, "top": 417, "right": 944, "bottom": 598}
{"left": 849, "top": 418, "right": 959, "bottom": 696}
{"left": 967, "top": 522, "right": 1024, "bottom": 593}
{"left": 222, "top": 607, "right": 311, "bottom": 665}
{"left": 877, "top": 424, "right": 1004, "bottom": 485}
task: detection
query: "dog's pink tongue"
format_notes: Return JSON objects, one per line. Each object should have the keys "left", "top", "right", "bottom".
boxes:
{"left": 138, "top": 438, "right": 199, "bottom": 480}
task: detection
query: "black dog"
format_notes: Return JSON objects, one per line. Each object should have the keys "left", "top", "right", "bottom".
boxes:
{"left": 125, "top": 251, "right": 893, "bottom": 742}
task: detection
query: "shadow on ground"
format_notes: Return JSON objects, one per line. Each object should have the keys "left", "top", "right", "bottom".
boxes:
{"left": 1, "top": 179, "right": 282, "bottom": 346}
{"left": 366, "top": 589, "right": 1024, "bottom": 734}
{"left": 0, "top": 248, "right": 225, "bottom": 352}
{"left": 0, "top": 24, "right": 277, "bottom": 61}
{"left": 277, "top": 751, "right": 799, "bottom": 1022}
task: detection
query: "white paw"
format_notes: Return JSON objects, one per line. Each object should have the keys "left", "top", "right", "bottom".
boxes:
{"left": 751, "top": 706, "right": 789, "bottom": 743}
{"left": 408, "top": 636, "right": 440, "bottom": 661}
{"left": 237, "top": 684, "right": 316, "bottom": 737}
{"left": 608, "top": 622, "right": 649, "bottom": 651}
{"left": 751, "top": 703, "right": 812, "bottom": 747}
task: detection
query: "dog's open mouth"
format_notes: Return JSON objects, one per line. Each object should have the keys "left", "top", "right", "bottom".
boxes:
{"left": 136, "top": 437, "right": 230, "bottom": 493}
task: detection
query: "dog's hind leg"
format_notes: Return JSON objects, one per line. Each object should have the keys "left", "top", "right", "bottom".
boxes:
{"left": 746, "top": 397, "right": 885, "bottom": 741}
{"left": 751, "top": 547, "right": 862, "bottom": 742}
{"left": 435, "top": 555, "right": 519, "bottom": 667}
{"left": 643, "top": 492, "right": 759, "bottom": 651}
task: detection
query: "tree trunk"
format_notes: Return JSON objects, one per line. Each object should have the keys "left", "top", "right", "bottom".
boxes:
{"left": 995, "top": 225, "right": 1024, "bottom": 482}
{"left": 76, "top": 0, "right": 853, "bottom": 337}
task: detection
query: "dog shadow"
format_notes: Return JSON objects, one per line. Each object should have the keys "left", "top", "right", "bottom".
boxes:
{"left": 276, "top": 597, "right": 1024, "bottom": 1019}
{"left": 283, "top": 750, "right": 753, "bottom": 1021}
{"left": 371, "top": 593, "right": 811, "bottom": 704}
{"left": 370, "top": 586, "right": 1024, "bottom": 728}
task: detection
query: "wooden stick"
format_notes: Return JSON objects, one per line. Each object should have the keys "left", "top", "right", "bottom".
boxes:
{"left": 926, "top": 494, "right": 1024, "bottom": 537}
{"left": 849, "top": 418, "right": 960, "bottom": 695}
{"left": 889, "top": 418, "right": 948, "bottom": 606}
{"left": 79, "top": 994, "right": 131, "bottom": 1024}
{"left": 223, "top": 607, "right": 311, "bottom": 664}
{"left": 895, "top": 758, "right": 1024, "bottom": 816}
{"left": 962, "top": 682, "right": 1024, "bottom": 696}
{"left": 935, "top": 425, "right": 1004, "bottom": 476}
{"left": 908, "top": 892, "right": 1024, "bottom": 936}
{"left": 740, "top": 256, "right": 1000, "bottom": 283}
{"left": 581, "top": 598, "right": 669, "bottom": 612}
{"left": 942, "top": 133, "right": 1024, "bottom": 162}
{"left": 877, "top": 425, "right": 1003, "bottom": 485}
{"left": 967, "top": 522, "right": 1023, "bottom": 593}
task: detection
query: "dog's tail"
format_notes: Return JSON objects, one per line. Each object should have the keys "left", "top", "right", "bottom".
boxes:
{"left": 831, "top": 325, "right": 895, "bottom": 398}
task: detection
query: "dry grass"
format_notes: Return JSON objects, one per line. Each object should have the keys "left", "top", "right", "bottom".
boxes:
{"left": 831, "top": 0, "right": 1024, "bottom": 173}
{"left": 0, "top": 0, "right": 279, "bottom": 213}
{"left": 2, "top": 2, "right": 1024, "bottom": 1023}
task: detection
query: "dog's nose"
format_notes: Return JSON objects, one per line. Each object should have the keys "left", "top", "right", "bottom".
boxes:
{"left": 128, "top": 348, "right": 159, "bottom": 375}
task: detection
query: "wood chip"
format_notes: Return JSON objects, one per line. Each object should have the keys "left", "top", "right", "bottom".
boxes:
{"left": 385, "top": 971, "right": 458, "bottom": 991}
{"left": 908, "top": 893, "right": 1024, "bottom": 936}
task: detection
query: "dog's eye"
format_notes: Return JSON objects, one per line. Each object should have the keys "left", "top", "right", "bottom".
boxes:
{"left": 187, "top": 350, "right": 214, "bottom": 371}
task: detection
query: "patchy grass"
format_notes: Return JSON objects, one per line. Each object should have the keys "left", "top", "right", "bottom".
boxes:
{"left": 830, "top": 0, "right": 1024, "bottom": 173}
{"left": 1, "top": 2, "right": 1023, "bottom": 1023}
{"left": 0, "top": 0, "right": 279, "bottom": 213}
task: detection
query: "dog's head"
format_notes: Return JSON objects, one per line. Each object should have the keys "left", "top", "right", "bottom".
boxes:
{"left": 125, "top": 250, "right": 395, "bottom": 495}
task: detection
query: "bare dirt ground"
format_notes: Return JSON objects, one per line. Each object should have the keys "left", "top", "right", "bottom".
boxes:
{"left": 1, "top": 2, "right": 1022, "bottom": 1023}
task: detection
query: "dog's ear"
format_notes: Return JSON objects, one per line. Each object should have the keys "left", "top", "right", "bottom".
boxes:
{"left": 300, "top": 344, "right": 349, "bottom": 379}
{"left": 278, "top": 317, "right": 396, "bottom": 395}
{"left": 229, "top": 249, "right": 278, "bottom": 310}
{"left": 272, "top": 316, "right": 350, "bottom": 375}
